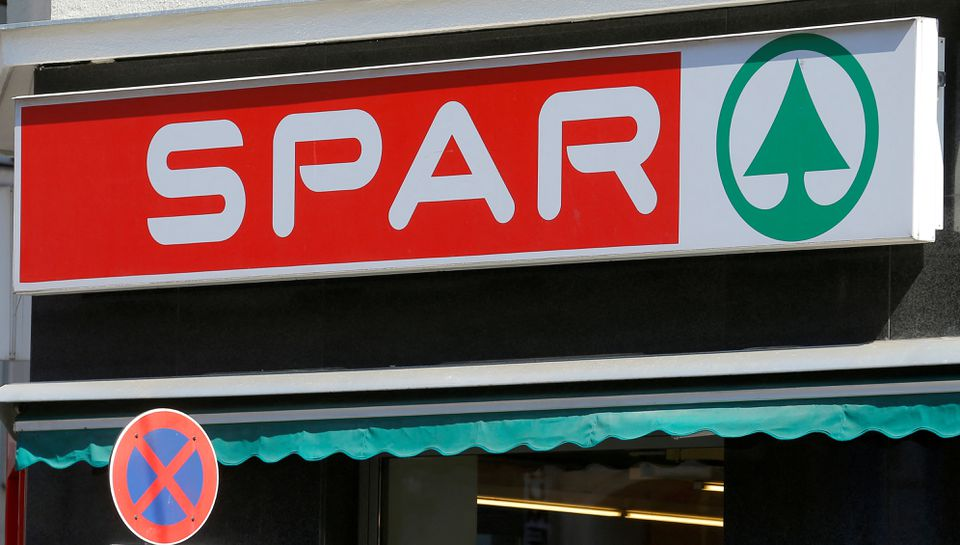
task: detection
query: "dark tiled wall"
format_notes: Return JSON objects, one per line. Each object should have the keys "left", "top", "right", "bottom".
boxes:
{"left": 29, "top": 0, "right": 960, "bottom": 381}
{"left": 726, "top": 432, "right": 960, "bottom": 545}
{"left": 25, "top": 455, "right": 353, "bottom": 545}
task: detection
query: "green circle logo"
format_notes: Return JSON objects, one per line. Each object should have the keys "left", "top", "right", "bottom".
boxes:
{"left": 716, "top": 34, "right": 879, "bottom": 242}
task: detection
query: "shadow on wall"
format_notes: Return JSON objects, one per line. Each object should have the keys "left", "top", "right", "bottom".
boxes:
{"left": 32, "top": 244, "right": 917, "bottom": 381}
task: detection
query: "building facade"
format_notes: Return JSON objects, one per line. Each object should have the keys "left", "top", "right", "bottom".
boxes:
{"left": 0, "top": 0, "right": 958, "bottom": 544}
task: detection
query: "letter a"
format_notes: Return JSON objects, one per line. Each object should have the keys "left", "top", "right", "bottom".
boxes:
{"left": 389, "top": 101, "right": 515, "bottom": 230}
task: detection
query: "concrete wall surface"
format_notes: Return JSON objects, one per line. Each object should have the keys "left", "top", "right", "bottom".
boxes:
{"left": 8, "top": 0, "right": 295, "bottom": 22}
{"left": 7, "top": 0, "right": 784, "bottom": 22}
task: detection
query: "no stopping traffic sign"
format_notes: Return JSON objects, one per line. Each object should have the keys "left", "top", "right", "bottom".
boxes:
{"left": 109, "top": 409, "right": 219, "bottom": 545}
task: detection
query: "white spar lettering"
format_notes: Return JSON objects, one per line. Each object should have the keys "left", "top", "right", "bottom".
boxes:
{"left": 272, "top": 110, "right": 382, "bottom": 238}
{"left": 389, "top": 101, "right": 515, "bottom": 230}
{"left": 145, "top": 87, "right": 662, "bottom": 243}
{"left": 538, "top": 86, "right": 662, "bottom": 221}
{"left": 146, "top": 120, "right": 246, "bottom": 245}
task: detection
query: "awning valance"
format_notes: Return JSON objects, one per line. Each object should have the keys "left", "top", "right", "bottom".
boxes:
{"left": 16, "top": 400, "right": 960, "bottom": 470}
{"left": 11, "top": 338, "right": 960, "bottom": 471}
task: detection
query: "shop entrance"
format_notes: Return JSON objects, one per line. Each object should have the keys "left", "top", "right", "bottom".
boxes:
{"left": 384, "top": 437, "right": 724, "bottom": 545}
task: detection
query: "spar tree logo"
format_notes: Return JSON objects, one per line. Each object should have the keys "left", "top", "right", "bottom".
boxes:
{"left": 717, "top": 34, "right": 879, "bottom": 241}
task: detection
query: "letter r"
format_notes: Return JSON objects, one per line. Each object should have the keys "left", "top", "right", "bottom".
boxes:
{"left": 537, "top": 87, "right": 661, "bottom": 220}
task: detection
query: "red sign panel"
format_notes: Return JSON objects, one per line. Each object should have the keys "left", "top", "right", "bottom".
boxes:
{"left": 17, "top": 52, "right": 680, "bottom": 292}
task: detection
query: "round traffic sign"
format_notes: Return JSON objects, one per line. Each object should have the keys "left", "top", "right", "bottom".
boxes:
{"left": 109, "top": 409, "right": 219, "bottom": 545}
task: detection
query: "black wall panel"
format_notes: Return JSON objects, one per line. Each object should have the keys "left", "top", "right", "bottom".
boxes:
{"left": 26, "top": 456, "right": 339, "bottom": 545}
{"left": 726, "top": 432, "right": 960, "bottom": 545}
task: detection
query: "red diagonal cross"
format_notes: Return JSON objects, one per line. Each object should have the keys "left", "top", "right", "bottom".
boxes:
{"left": 132, "top": 438, "right": 198, "bottom": 517}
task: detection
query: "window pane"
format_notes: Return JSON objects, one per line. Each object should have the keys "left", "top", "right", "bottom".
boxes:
{"left": 477, "top": 448, "right": 723, "bottom": 545}
{"left": 385, "top": 443, "right": 723, "bottom": 545}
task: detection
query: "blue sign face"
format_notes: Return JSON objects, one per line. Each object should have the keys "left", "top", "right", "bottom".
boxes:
{"left": 110, "top": 409, "right": 219, "bottom": 545}
{"left": 126, "top": 428, "right": 205, "bottom": 525}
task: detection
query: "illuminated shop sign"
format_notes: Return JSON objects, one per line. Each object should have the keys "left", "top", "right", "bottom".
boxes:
{"left": 14, "top": 18, "right": 940, "bottom": 293}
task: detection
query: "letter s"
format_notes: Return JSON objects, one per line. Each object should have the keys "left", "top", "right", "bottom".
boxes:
{"left": 146, "top": 120, "right": 246, "bottom": 245}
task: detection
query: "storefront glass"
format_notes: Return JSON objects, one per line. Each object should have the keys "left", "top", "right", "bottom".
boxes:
{"left": 386, "top": 443, "right": 724, "bottom": 545}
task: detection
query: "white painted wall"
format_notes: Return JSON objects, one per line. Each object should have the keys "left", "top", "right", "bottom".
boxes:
{"left": 51, "top": 0, "right": 296, "bottom": 20}
{"left": 8, "top": 0, "right": 291, "bottom": 22}
{"left": 8, "top": 0, "right": 787, "bottom": 23}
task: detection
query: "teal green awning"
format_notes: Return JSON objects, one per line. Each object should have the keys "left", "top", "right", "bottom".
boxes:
{"left": 16, "top": 401, "right": 960, "bottom": 470}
